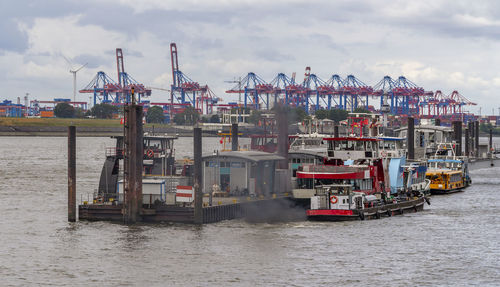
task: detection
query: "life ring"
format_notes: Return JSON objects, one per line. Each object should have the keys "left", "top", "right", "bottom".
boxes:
{"left": 330, "top": 195, "right": 338, "bottom": 204}
{"left": 146, "top": 149, "right": 154, "bottom": 158}
{"left": 380, "top": 150, "right": 388, "bottom": 157}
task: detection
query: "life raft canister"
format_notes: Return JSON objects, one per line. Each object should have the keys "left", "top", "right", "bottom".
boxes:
{"left": 330, "top": 195, "right": 338, "bottom": 204}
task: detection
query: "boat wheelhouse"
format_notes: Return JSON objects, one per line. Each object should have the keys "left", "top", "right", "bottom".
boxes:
{"left": 289, "top": 132, "right": 329, "bottom": 153}
{"left": 377, "top": 136, "right": 406, "bottom": 158}
{"left": 248, "top": 134, "right": 298, "bottom": 153}
{"left": 395, "top": 125, "right": 454, "bottom": 158}
{"left": 325, "top": 137, "right": 380, "bottom": 161}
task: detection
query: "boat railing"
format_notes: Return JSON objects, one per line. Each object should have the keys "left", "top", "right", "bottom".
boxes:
{"left": 105, "top": 147, "right": 123, "bottom": 157}
{"left": 301, "top": 165, "right": 367, "bottom": 173}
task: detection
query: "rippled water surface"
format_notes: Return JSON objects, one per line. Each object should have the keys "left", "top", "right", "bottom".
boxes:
{"left": 1, "top": 136, "right": 499, "bottom": 286}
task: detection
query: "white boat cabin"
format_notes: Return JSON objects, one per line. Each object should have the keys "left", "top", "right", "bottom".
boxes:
{"left": 310, "top": 185, "right": 376, "bottom": 211}
{"left": 326, "top": 137, "right": 380, "bottom": 161}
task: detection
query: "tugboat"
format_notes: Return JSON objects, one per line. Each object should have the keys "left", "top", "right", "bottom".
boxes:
{"left": 426, "top": 143, "right": 471, "bottom": 194}
{"left": 298, "top": 136, "right": 430, "bottom": 220}
{"left": 306, "top": 184, "right": 428, "bottom": 221}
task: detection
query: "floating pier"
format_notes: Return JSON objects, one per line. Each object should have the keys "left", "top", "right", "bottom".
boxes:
{"left": 79, "top": 196, "right": 296, "bottom": 224}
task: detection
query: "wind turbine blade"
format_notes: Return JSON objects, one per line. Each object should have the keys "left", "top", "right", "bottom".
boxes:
{"left": 62, "top": 54, "right": 73, "bottom": 68}
{"left": 75, "top": 63, "right": 88, "bottom": 73}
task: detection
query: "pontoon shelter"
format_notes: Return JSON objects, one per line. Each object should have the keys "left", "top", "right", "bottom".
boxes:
{"left": 202, "top": 151, "right": 284, "bottom": 197}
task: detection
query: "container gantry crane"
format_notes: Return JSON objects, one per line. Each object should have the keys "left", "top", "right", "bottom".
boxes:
{"left": 115, "top": 48, "right": 151, "bottom": 104}
{"left": 268, "top": 73, "right": 290, "bottom": 106}
{"left": 226, "top": 72, "right": 272, "bottom": 110}
{"left": 342, "top": 75, "right": 372, "bottom": 112}
{"left": 325, "top": 74, "right": 344, "bottom": 110}
{"left": 301, "top": 69, "right": 330, "bottom": 114}
{"left": 79, "top": 71, "right": 121, "bottom": 106}
{"left": 169, "top": 43, "right": 218, "bottom": 114}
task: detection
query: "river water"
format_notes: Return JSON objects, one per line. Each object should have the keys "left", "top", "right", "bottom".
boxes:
{"left": 0, "top": 136, "right": 499, "bottom": 286}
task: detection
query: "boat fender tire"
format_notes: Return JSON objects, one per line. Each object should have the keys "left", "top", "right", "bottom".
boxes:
{"left": 329, "top": 195, "right": 338, "bottom": 205}
{"left": 413, "top": 205, "right": 418, "bottom": 212}
{"left": 386, "top": 210, "right": 391, "bottom": 217}
{"left": 146, "top": 149, "right": 154, "bottom": 158}
{"left": 399, "top": 208, "right": 403, "bottom": 215}
{"left": 359, "top": 211, "right": 365, "bottom": 221}
{"left": 375, "top": 211, "right": 381, "bottom": 219}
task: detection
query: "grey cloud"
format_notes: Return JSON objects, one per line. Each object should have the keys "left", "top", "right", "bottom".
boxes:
{"left": 73, "top": 54, "right": 107, "bottom": 69}
{"left": 254, "top": 49, "right": 295, "bottom": 62}
{"left": 0, "top": 19, "right": 29, "bottom": 52}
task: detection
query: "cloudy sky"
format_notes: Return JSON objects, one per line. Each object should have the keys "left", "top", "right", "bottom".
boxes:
{"left": 2, "top": 0, "right": 500, "bottom": 115}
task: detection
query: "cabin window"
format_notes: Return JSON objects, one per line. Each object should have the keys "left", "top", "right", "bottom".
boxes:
{"left": 419, "top": 133, "right": 425, "bottom": 147}
{"left": 343, "top": 199, "right": 346, "bottom": 204}
{"left": 355, "top": 141, "right": 364, "bottom": 150}
{"left": 429, "top": 133, "right": 435, "bottom": 143}
{"left": 340, "top": 141, "right": 348, "bottom": 150}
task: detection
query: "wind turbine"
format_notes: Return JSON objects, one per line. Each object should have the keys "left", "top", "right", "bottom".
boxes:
{"left": 63, "top": 56, "right": 87, "bottom": 104}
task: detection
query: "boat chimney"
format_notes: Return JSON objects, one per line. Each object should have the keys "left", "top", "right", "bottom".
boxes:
{"left": 465, "top": 127, "right": 469, "bottom": 157}
{"left": 123, "top": 101, "right": 143, "bottom": 224}
{"left": 193, "top": 125, "right": 203, "bottom": 224}
{"left": 489, "top": 128, "right": 493, "bottom": 157}
{"left": 231, "top": 123, "right": 238, "bottom": 151}
{"left": 334, "top": 125, "right": 339, "bottom": 138}
{"left": 475, "top": 121, "right": 480, "bottom": 158}
{"left": 67, "top": 126, "right": 76, "bottom": 222}
{"left": 407, "top": 117, "right": 415, "bottom": 160}
{"left": 276, "top": 104, "right": 288, "bottom": 169}
{"left": 453, "top": 121, "right": 462, "bottom": 156}
{"left": 468, "top": 121, "right": 474, "bottom": 156}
